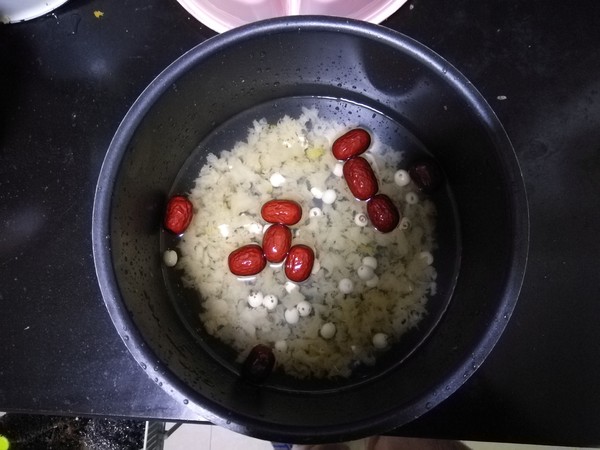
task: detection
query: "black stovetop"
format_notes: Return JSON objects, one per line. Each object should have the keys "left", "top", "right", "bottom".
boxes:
{"left": 1, "top": 0, "right": 600, "bottom": 446}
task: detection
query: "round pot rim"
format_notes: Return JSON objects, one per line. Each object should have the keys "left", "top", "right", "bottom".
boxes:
{"left": 92, "top": 15, "right": 529, "bottom": 443}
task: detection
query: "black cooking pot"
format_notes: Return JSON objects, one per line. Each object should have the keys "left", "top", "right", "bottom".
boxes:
{"left": 92, "top": 16, "right": 528, "bottom": 444}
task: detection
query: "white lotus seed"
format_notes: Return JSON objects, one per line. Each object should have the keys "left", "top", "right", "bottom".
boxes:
{"left": 322, "top": 189, "right": 337, "bottom": 205}
{"left": 419, "top": 251, "right": 434, "bottom": 265}
{"left": 338, "top": 278, "right": 354, "bottom": 294}
{"left": 394, "top": 169, "right": 411, "bottom": 187}
{"left": 296, "top": 301, "right": 312, "bottom": 317}
{"left": 405, "top": 192, "right": 419, "bottom": 205}
{"left": 320, "top": 322, "right": 336, "bottom": 339}
{"left": 263, "top": 294, "right": 278, "bottom": 310}
{"left": 362, "top": 256, "right": 378, "bottom": 269}
{"left": 332, "top": 163, "right": 344, "bottom": 177}
{"left": 354, "top": 213, "right": 368, "bottom": 227}
{"left": 163, "top": 250, "right": 178, "bottom": 267}
{"left": 269, "top": 172, "right": 286, "bottom": 187}
{"left": 357, "top": 265, "right": 375, "bottom": 281}
{"left": 399, "top": 217, "right": 412, "bottom": 230}
{"left": 309, "top": 207, "right": 323, "bottom": 217}
{"left": 284, "top": 308, "right": 300, "bottom": 324}
{"left": 366, "top": 274, "right": 379, "bottom": 288}
{"left": 372, "top": 333, "right": 389, "bottom": 349}
{"left": 310, "top": 187, "right": 323, "bottom": 199}
{"left": 247, "top": 292, "right": 264, "bottom": 308}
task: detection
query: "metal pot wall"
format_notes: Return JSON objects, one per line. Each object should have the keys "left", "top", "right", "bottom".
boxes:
{"left": 92, "top": 16, "right": 528, "bottom": 444}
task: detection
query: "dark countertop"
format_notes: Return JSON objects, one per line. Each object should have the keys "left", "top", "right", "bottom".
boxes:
{"left": 1, "top": 0, "right": 599, "bottom": 446}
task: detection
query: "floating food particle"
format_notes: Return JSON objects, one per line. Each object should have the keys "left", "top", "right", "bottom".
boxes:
{"left": 262, "top": 223, "right": 292, "bottom": 263}
{"left": 343, "top": 156, "right": 379, "bottom": 201}
{"left": 163, "top": 250, "right": 178, "bottom": 267}
{"left": 367, "top": 194, "right": 400, "bottom": 233}
{"left": 320, "top": 322, "right": 336, "bottom": 339}
{"left": 228, "top": 244, "right": 266, "bottom": 276}
{"left": 332, "top": 163, "right": 344, "bottom": 177}
{"left": 357, "top": 265, "right": 375, "bottom": 281}
{"left": 309, "top": 207, "right": 323, "bottom": 217}
{"left": 405, "top": 192, "right": 419, "bottom": 205}
{"left": 322, "top": 189, "right": 337, "bottom": 205}
{"left": 362, "top": 256, "right": 377, "bottom": 269}
{"left": 269, "top": 172, "right": 286, "bottom": 187}
{"left": 338, "top": 278, "right": 354, "bottom": 294}
{"left": 284, "top": 281, "right": 298, "bottom": 293}
{"left": 332, "top": 128, "right": 371, "bottom": 161}
{"left": 366, "top": 274, "right": 379, "bottom": 288}
{"left": 408, "top": 159, "right": 443, "bottom": 193}
{"left": 247, "top": 292, "right": 264, "bottom": 308}
{"left": 354, "top": 213, "right": 368, "bottom": 227}
{"left": 284, "top": 245, "right": 315, "bottom": 282}
{"left": 310, "top": 187, "right": 323, "bottom": 199}
{"left": 244, "top": 222, "right": 263, "bottom": 234}
{"left": 218, "top": 223, "right": 230, "bottom": 237}
{"left": 284, "top": 308, "right": 300, "bottom": 324}
{"left": 263, "top": 294, "right": 278, "bottom": 310}
{"left": 242, "top": 344, "right": 275, "bottom": 383}
{"left": 419, "top": 251, "right": 434, "bottom": 265}
{"left": 311, "top": 259, "right": 321, "bottom": 275}
{"left": 394, "top": 169, "right": 411, "bottom": 187}
{"left": 372, "top": 333, "right": 388, "bottom": 349}
{"left": 164, "top": 195, "right": 193, "bottom": 235}
{"left": 261, "top": 199, "right": 302, "bottom": 225}
{"left": 296, "top": 301, "right": 312, "bottom": 317}
{"left": 306, "top": 147, "right": 325, "bottom": 160}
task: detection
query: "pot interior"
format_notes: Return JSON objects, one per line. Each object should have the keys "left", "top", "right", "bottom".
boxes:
{"left": 95, "top": 17, "right": 527, "bottom": 442}
{"left": 160, "top": 95, "right": 461, "bottom": 391}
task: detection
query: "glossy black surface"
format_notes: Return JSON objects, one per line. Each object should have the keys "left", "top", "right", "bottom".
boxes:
{"left": 1, "top": 0, "right": 600, "bottom": 446}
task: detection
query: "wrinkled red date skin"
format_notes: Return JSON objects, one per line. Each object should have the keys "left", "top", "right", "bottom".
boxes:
{"left": 284, "top": 244, "right": 315, "bottom": 282}
{"left": 367, "top": 194, "right": 401, "bottom": 233}
{"left": 164, "top": 195, "right": 193, "bottom": 234}
{"left": 242, "top": 344, "right": 276, "bottom": 383}
{"left": 343, "top": 156, "right": 379, "bottom": 201}
{"left": 228, "top": 244, "right": 267, "bottom": 276}
{"left": 332, "top": 128, "right": 371, "bottom": 161}
{"left": 408, "top": 159, "right": 443, "bottom": 193}
{"left": 262, "top": 224, "right": 292, "bottom": 263}
{"left": 261, "top": 199, "right": 302, "bottom": 225}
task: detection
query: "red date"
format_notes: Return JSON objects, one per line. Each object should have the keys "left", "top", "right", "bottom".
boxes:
{"left": 164, "top": 195, "right": 193, "bottom": 234}
{"left": 284, "top": 244, "right": 315, "bottom": 282}
{"left": 242, "top": 344, "right": 275, "bottom": 383}
{"left": 367, "top": 194, "right": 400, "bottom": 233}
{"left": 408, "top": 159, "right": 443, "bottom": 193}
{"left": 261, "top": 199, "right": 302, "bottom": 225}
{"left": 262, "top": 224, "right": 292, "bottom": 263}
{"left": 228, "top": 244, "right": 266, "bottom": 276}
{"left": 343, "top": 156, "right": 379, "bottom": 201}
{"left": 332, "top": 128, "right": 371, "bottom": 161}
